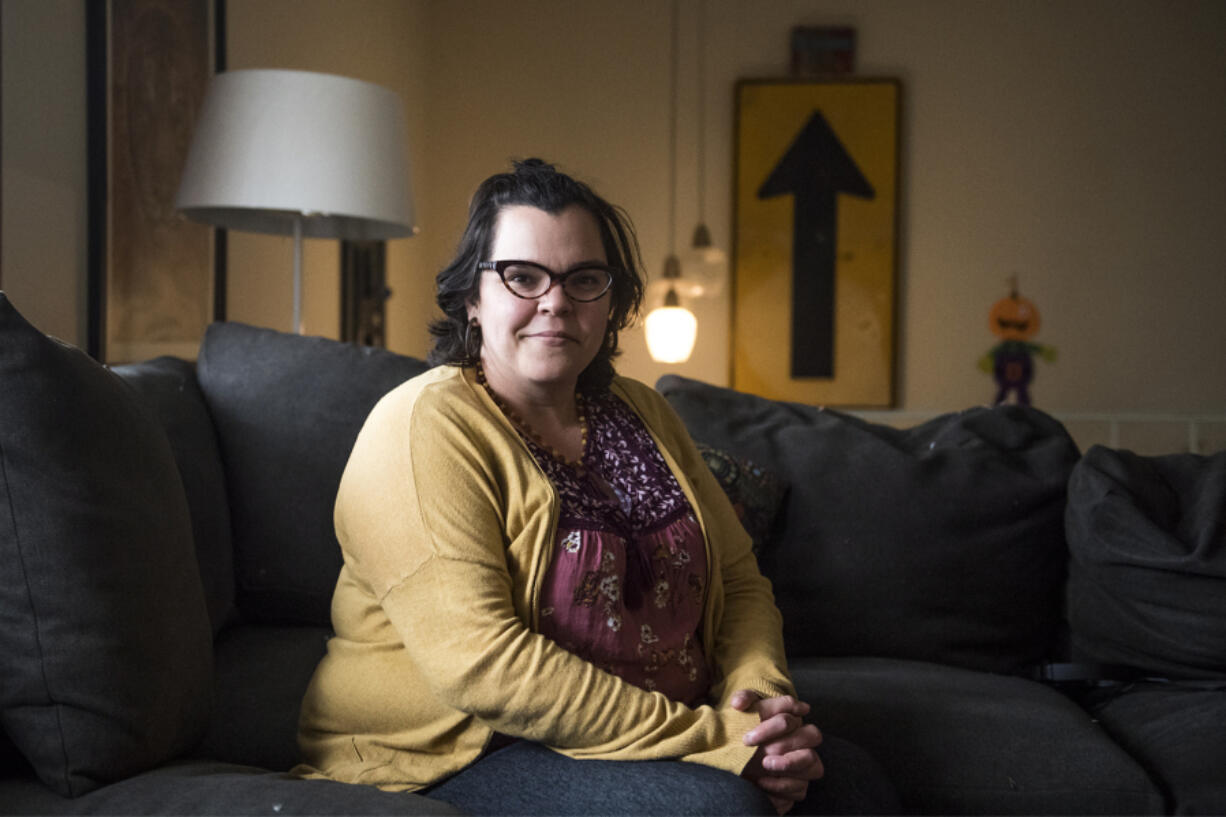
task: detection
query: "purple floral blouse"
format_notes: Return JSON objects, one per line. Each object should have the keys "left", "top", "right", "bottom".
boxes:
{"left": 516, "top": 390, "right": 710, "bottom": 706}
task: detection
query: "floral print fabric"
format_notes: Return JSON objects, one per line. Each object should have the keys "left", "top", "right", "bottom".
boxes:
{"left": 694, "top": 443, "right": 788, "bottom": 554}
{"left": 520, "top": 391, "right": 710, "bottom": 706}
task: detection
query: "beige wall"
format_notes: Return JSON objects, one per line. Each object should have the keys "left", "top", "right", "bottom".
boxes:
{"left": 411, "top": 0, "right": 1226, "bottom": 414}
{"left": 1, "top": 0, "right": 88, "bottom": 344}
{"left": 4, "top": 0, "right": 1225, "bottom": 418}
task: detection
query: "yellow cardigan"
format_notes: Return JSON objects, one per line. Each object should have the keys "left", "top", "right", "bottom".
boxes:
{"left": 294, "top": 365, "right": 794, "bottom": 792}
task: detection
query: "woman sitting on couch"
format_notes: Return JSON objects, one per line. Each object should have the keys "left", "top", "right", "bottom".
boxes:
{"left": 294, "top": 159, "right": 897, "bottom": 815}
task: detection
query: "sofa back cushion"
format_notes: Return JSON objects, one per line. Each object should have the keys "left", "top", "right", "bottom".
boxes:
{"left": 111, "top": 356, "right": 236, "bottom": 635}
{"left": 195, "top": 623, "right": 332, "bottom": 771}
{"left": 0, "top": 294, "right": 213, "bottom": 796}
{"left": 1066, "top": 446, "right": 1226, "bottom": 679}
{"left": 197, "top": 323, "right": 430, "bottom": 625}
{"left": 657, "top": 375, "right": 1080, "bottom": 675}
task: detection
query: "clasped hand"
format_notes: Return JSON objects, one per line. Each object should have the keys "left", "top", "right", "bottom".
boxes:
{"left": 732, "top": 689, "right": 824, "bottom": 815}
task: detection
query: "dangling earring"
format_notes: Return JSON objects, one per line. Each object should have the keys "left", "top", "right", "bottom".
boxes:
{"left": 464, "top": 318, "right": 482, "bottom": 362}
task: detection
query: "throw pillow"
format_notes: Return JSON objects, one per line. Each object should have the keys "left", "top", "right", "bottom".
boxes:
{"left": 197, "top": 323, "right": 431, "bottom": 625}
{"left": 1066, "top": 446, "right": 1226, "bottom": 679}
{"left": 0, "top": 293, "right": 213, "bottom": 797}
{"left": 657, "top": 375, "right": 1080, "bottom": 675}
{"left": 694, "top": 443, "right": 788, "bottom": 553}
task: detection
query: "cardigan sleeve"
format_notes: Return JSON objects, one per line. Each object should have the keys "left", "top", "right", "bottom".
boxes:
{"left": 695, "top": 465, "right": 797, "bottom": 707}
{"left": 332, "top": 377, "right": 762, "bottom": 774}
{"left": 611, "top": 379, "right": 795, "bottom": 708}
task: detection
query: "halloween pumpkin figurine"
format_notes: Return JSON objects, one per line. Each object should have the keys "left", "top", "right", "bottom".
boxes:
{"left": 978, "top": 278, "right": 1056, "bottom": 405}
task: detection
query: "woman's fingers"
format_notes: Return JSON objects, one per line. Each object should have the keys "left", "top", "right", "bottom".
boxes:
{"left": 729, "top": 689, "right": 761, "bottom": 712}
{"left": 742, "top": 741, "right": 820, "bottom": 813}
{"left": 743, "top": 712, "right": 799, "bottom": 745}
{"left": 729, "top": 690, "right": 812, "bottom": 720}
{"left": 753, "top": 773, "right": 811, "bottom": 801}
{"left": 761, "top": 747, "right": 825, "bottom": 779}
{"left": 744, "top": 714, "right": 822, "bottom": 750}
{"left": 761, "top": 723, "right": 823, "bottom": 754}
{"left": 755, "top": 694, "right": 811, "bottom": 720}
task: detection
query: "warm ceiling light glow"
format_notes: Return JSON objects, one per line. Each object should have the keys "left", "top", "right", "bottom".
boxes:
{"left": 645, "top": 294, "right": 698, "bottom": 364}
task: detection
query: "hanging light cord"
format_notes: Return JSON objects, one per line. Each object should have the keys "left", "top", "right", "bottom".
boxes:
{"left": 667, "top": 0, "right": 679, "bottom": 258}
{"left": 695, "top": 0, "right": 706, "bottom": 226}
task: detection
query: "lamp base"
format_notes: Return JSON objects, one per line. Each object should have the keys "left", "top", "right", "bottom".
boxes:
{"left": 292, "top": 217, "right": 304, "bottom": 334}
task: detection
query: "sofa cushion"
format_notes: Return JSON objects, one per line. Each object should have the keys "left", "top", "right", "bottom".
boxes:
{"left": 0, "top": 731, "right": 30, "bottom": 778}
{"left": 1083, "top": 682, "right": 1226, "bottom": 814}
{"left": 789, "top": 656, "right": 1164, "bottom": 815}
{"left": 1066, "top": 446, "right": 1226, "bottom": 679}
{"left": 656, "top": 375, "right": 1080, "bottom": 675}
{"left": 694, "top": 443, "right": 788, "bottom": 553}
{"left": 0, "top": 759, "right": 462, "bottom": 815}
{"left": 197, "top": 323, "right": 430, "bottom": 625}
{"left": 196, "top": 624, "right": 332, "bottom": 772}
{"left": 111, "top": 357, "right": 236, "bottom": 636}
{"left": 0, "top": 293, "right": 213, "bottom": 797}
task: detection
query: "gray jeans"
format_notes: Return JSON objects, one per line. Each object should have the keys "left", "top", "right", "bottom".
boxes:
{"left": 426, "top": 736, "right": 899, "bottom": 816}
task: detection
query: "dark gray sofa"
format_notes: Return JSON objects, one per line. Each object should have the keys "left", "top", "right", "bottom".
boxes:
{"left": 1, "top": 292, "right": 1222, "bottom": 814}
{"left": 657, "top": 376, "right": 1225, "bottom": 815}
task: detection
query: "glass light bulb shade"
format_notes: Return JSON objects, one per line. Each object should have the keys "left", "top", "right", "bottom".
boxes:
{"left": 679, "top": 241, "right": 727, "bottom": 298}
{"left": 645, "top": 305, "right": 698, "bottom": 363}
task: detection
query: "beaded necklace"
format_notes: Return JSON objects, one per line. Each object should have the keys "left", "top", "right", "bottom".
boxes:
{"left": 475, "top": 362, "right": 589, "bottom": 474}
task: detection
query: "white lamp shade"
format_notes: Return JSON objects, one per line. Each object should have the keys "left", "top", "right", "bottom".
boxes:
{"left": 645, "top": 305, "right": 698, "bottom": 363}
{"left": 175, "top": 69, "right": 416, "bottom": 240}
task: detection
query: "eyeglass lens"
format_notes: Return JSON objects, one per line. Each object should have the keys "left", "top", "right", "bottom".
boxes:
{"left": 500, "top": 262, "right": 612, "bottom": 301}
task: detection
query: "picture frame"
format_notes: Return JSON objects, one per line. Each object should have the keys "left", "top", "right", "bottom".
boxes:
{"left": 732, "top": 78, "right": 901, "bottom": 407}
{"left": 87, "top": 0, "right": 226, "bottom": 363}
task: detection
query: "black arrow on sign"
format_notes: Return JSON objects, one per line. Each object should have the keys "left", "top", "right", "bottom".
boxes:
{"left": 758, "top": 110, "right": 875, "bottom": 378}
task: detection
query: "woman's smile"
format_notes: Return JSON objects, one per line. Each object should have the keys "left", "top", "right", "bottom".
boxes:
{"left": 523, "top": 330, "right": 579, "bottom": 344}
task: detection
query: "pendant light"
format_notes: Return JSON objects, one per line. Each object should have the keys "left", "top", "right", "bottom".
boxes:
{"left": 645, "top": 0, "right": 698, "bottom": 364}
{"left": 645, "top": 254, "right": 699, "bottom": 363}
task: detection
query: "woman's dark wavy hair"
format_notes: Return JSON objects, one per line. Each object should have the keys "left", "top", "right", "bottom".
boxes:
{"left": 427, "top": 158, "right": 645, "bottom": 391}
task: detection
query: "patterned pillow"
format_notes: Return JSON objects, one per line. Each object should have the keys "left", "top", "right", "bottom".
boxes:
{"left": 696, "top": 443, "right": 788, "bottom": 553}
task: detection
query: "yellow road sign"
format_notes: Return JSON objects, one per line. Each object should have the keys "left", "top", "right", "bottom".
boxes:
{"left": 733, "top": 79, "right": 900, "bottom": 407}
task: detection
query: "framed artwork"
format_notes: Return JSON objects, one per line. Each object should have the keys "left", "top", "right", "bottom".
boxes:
{"left": 87, "top": 0, "right": 226, "bottom": 363}
{"left": 732, "top": 78, "right": 900, "bottom": 407}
